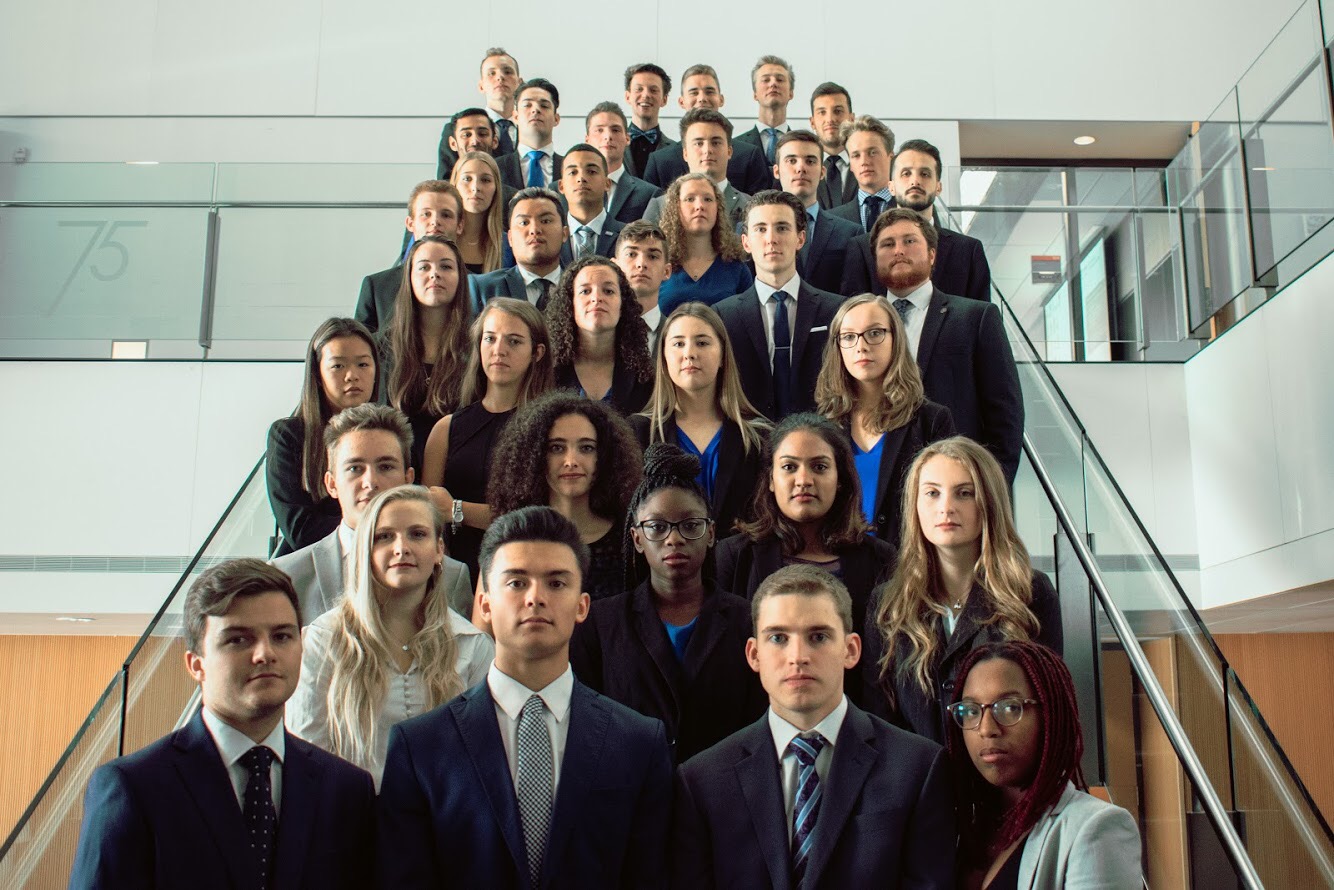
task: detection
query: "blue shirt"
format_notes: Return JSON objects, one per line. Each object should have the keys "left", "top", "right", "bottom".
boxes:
{"left": 659, "top": 258, "right": 754, "bottom": 316}
{"left": 853, "top": 434, "right": 885, "bottom": 529}
{"left": 675, "top": 425, "right": 724, "bottom": 503}
{"left": 663, "top": 616, "right": 698, "bottom": 661}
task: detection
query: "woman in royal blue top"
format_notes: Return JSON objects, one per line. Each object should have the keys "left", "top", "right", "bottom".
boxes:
{"left": 816, "top": 293, "right": 955, "bottom": 550}
{"left": 630, "top": 302, "right": 769, "bottom": 537}
{"left": 658, "top": 173, "right": 753, "bottom": 316}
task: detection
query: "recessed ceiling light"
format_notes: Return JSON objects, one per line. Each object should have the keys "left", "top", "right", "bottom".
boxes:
{"left": 56, "top": 616, "right": 96, "bottom": 623}
{"left": 1073, "top": 136, "right": 1097, "bottom": 146}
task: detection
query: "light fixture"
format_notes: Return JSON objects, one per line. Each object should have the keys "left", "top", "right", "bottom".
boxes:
{"left": 1073, "top": 136, "right": 1097, "bottom": 146}
{"left": 56, "top": 616, "right": 96, "bottom": 623}
{"left": 125, "top": 160, "right": 159, "bottom": 165}
{"left": 1252, "top": 166, "right": 1276, "bottom": 172}
{"left": 111, "top": 340, "right": 148, "bottom": 360}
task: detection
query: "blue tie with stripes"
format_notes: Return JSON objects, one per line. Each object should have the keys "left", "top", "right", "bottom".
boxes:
{"left": 789, "top": 733, "right": 826, "bottom": 885}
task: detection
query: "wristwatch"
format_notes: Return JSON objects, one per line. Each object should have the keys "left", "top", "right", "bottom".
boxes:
{"left": 451, "top": 498, "right": 464, "bottom": 533}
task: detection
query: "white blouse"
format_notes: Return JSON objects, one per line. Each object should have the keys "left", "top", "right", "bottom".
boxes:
{"left": 286, "top": 606, "right": 494, "bottom": 787}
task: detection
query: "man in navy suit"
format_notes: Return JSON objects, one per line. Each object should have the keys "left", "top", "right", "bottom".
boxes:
{"left": 671, "top": 564, "right": 955, "bottom": 889}
{"left": 808, "top": 83, "right": 857, "bottom": 210}
{"left": 496, "top": 78, "right": 564, "bottom": 191}
{"left": 614, "top": 221, "right": 671, "bottom": 346}
{"left": 556, "top": 144, "right": 625, "bottom": 263}
{"left": 586, "top": 101, "right": 662, "bottom": 224}
{"left": 376, "top": 506, "right": 673, "bottom": 889}
{"left": 839, "top": 139, "right": 993, "bottom": 303}
{"left": 875, "top": 207, "right": 1022, "bottom": 482}
{"left": 826, "top": 116, "right": 897, "bottom": 233}
{"left": 354, "top": 180, "right": 464, "bottom": 332}
{"left": 714, "top": 191, "right": 842, "bottom": 420}
{"left": 734, "top": 55, "right": 795, "bottom": 191}
{"left": 773, "top": 130, "right": 861, "bottom": 295}
{"left": 69, "top": 559, "right": 375, "bottom": 889}
{"left": 436, "top": 47, "right": 521, "bottom": 180}
{"left": 622, "top": 63, "right": 676, "bottom": 179}
{"left": 473, "top": 188, "right": 566, "bottom": 315}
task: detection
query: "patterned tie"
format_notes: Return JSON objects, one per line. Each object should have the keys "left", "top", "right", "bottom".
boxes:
{"left": 516, "top": 695, "right": 554, "bottom": 888}
{"left": 535, "top": 279, "right": 553, "bottom": 312}
{"left": 240, "top": 746, "right": 277, "bottom": 887}
{"left": 764, "top": 128, "right": 780, "bottom": 164}
{"left": 893, "top": 298, "right": 913, "bottom": 323}
{"left": 628, "top": 123, "right": 660, "bottom": 145}
{"left": 771, "top": 290, "right": 792, "bottom": 418}
{"left": 789, "top": 733, "right": 827, "bottom": 885}
{"left": 575, "top": 226, "right": 595, "bottom": 259}
{"left": 525, "top": 150, "right": 544, "bottom": 188}
{"left": 862, "top": 195, "right": 885, "bottom": 233}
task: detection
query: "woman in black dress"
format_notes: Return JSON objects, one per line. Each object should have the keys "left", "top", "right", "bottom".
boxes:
{"left": 420, "top": 298, "right": 554, "bottom": 595}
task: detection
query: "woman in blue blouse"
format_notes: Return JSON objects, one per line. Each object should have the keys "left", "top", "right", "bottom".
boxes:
{"left": 658, "top": 173, "right": 753, "bottom": 316}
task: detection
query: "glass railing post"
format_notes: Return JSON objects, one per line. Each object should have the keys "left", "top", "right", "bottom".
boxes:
{"left": 199, "top": 208, "right": 220, "bottom": 350}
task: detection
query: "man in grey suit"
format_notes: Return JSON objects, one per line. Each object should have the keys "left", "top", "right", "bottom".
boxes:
{"left": 644, "top": 108, "right": 750, "bottom": 229}
{"left": 587, "top": 101, "right": 662, "bottom": 224}
{"left": 471, "top": 187, "right": 566, "bottom": 315}
{"left": 272, "top": 404, "right": 471, "bottom": 620}
{"left": 774, "top": 129, "right": 862, "bottom": 295}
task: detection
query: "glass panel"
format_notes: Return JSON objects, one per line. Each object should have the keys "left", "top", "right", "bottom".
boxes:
{"left": 1235, "top": 0, "right": 1323, "bottom": 125}
{"left": 213, "top": 162, "right": 431, "bottom": 205}
{"left": 0, "top": 161, "right": 214, "bottom": 204}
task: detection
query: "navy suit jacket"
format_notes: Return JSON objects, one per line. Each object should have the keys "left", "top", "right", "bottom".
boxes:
{"left": 671, "top": 704, "right": 955, "bottom": 890}
{"left": 914, "top": 287, "right": 1023, "bottom": 483}
{"left": 733, "top": 127, "right": 781, "bottom": 191}
{"left": 713, "top": 282, "right": 842, "bottom": 420}
{"left": 642, "top": 139, "right": 774, "bottom": 197}
{"left": 500, "top": 218, "right": 625, "bottom": 269}
{"left": 798, "top": 210, "right": 862, "bottom": 295}
{"left": 471, "top": 265, "right": 542, "bottom": 315}
{"left": 840, "top": 222, "right": 993, "bottom": 304}
{"left": 376, "top": 678, "right": 673, "bottom": 889}
{"left": 69, "top": 711, "right": 375, "bottom": 890}
{"left": 437, "top": 116, "right": 516, "bottom": 181}
{"left": 496, "top": 150, "right": 565, "bottom": 191}
{"left": 826, "top": 193, "right": 897, "bottom": 233}
{"left": 608, "top": 171, "right": 662, "bottom": 224}
{"left": 354, "top": 263, "right": 402, "bottom": 333}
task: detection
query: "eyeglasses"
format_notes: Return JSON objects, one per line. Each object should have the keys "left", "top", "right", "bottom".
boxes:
{"left": 948, "top": 697, "right": 1040, "bottom": 730}
{"left": 633, "top": 518, "right": 712, "bottom": 541}
{"left": 836, "top": 327, "right": 889, "bottom": 348}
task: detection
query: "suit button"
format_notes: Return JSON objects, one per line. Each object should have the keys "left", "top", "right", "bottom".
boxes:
{"left": 942, "top": 680, "right": 955, "bottom": 692}
{"left": 876, "top": 515, "right": 885, "bottom": 524}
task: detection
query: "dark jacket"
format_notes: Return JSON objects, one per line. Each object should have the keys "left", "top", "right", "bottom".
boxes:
{"left": 266, "top": 416, "right": 340, "bottom": 556}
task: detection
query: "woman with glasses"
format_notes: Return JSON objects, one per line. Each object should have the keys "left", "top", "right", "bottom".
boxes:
{"left": 815, "top": 294, "right": 955, "bottom": 550}
{"left": 571, "top": 444, "right": 765, "bottom": 762}
{"left": 948, "top": 641, "right": 1141, "bottom": 888}
{"left": 867, "top": 437, "right": 1062, "bottom": 744}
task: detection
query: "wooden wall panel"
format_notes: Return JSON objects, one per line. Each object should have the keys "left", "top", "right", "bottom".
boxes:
{"left": 1140, "top": 637, "right": 1189, "bottom": 890}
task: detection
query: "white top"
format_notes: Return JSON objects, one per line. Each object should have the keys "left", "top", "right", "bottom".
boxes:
{"left": 755, "top": 272, "right": 802, "bottom": 365}
{"left": 767, "top": 695, "right": 848, "bottom": 839}
{"left": 202, "top": 707, "right": 285, "bottom": 815}
{"left": 892, "top": 279, "right": 933, "bottom": 358}
{"left": 516, "top": 142, "right": 555, "bottom": 187}
{"left": 642, "top": 305, "right": 662, "bottom": 348}
{"left": 285, "top": 606, "right": 494, "bottom": 788}
{"left": 489, "top": 662, "right": 575, "bottom": 794}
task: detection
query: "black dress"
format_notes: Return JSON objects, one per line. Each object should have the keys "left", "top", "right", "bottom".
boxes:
{"left": 585, "top": 520, "right": 626, "bottom": 601}
{"left": 265, "top": 416, "right": 340, "bottom": 556}
{"left": 442, "top": 401, "right": 516, "bottom": 588}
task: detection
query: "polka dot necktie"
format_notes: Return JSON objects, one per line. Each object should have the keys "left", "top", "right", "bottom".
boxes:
{"left": 516, "top": 695, "right": 554, "bottom": 888}
{"left": 789, "top": 733, "right": 827, "bottom": 885}
{"left": 240, "top": 745, "right": 277, "bottom": 887}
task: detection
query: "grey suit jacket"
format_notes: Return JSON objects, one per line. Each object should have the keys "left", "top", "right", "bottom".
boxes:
{"left": 643, "top": 184, "right": 750, "bottom": 229}
{"left": 1018, "top": 783, "right": 1142, "bottom": 888}
{"left": 608, "top": 172, "right": 663, "bottom": 224}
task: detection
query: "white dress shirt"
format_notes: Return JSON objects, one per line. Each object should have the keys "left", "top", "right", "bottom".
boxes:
{"left": 489, "top": 663, "right": 575, "bottom": 793}
{"left": 891, "top": 279, "right": 934, "bottom": 358}
{"left": 568, "top": 209, "right": 609, "bottom": 254}
{"left": 336, "top": 521, "right": 355, "bottom": 579}
{"left": 755, "top": 272, "right": 803, "bottom": 365}
{"left": 516, "top": 142, "right": 555, "bottom": 187}
{"left": 489, "top": 111, "right": 514, "bottom": 147}
{"left": 286, "top": 607, "right": 495, "bottom": 788}
{"left": 641, "top": 304, "right": 662, "bottom": 348}
{"left": 202, "top": 707, "right": 285, "bottom": 815}
{"left": 767, "top": 695, "right": 848, "bottom": 839}
{"left": 516, "top": 264, "right": 563, "bottom": 307}
{"left": 607, "top": 165, "right": 625, "bottom": 207}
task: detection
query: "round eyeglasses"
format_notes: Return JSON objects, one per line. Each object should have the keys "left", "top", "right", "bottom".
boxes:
{"left": 633, "top": 518, "right": 712, "bottom": 542}
{"left": 836, "top": 327, "right": 889, "bottom": 349}
{"left": 948, "top": 697, "right": 1040, "bottom": 730}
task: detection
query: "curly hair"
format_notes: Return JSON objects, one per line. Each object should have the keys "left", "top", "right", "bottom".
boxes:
{"left": 621, "top": 442, "right": 712, "bottom": 588}
{"left": 487, "top": 390, "right": 644, "bottom": 520}
{"left": 659, "top": 172, "right": 747, "bottom": 268}
{"left": 545, "top": 256, "right": 653, "bottom": 385}
{"left": 384, "top": 235, "right": 472, "bottom": 418}
{"left": 815, "top": 294, "right": 926, "bottom": 433}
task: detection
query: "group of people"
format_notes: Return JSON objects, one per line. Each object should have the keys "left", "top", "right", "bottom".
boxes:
{"left": 68, "top": 47, "right": 1142, "bottom": 890}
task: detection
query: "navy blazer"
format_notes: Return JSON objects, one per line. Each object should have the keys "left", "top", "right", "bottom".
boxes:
{"left": 914, "top": 287, "right": 1023, "bottom": 483}
{"left": 816, "top": 169, "right": 859, "bottom": 210}
{"left": 503, "top": 217, "right": 625, "bottom": 269}
{"left": 266, "top": 416, "right": 340, "bottom": 557}
{"left": 840, "top": 223, "right": 993, "bottom": 304}
{"left": 376, "top": 679, "right": 673, "bottom": 889}
{"left": 826, "top": 193, "right": 897, "bottom": 233}
{"left": 555, "top": 360, "right": 653, "bottom": 416}
{"left": 608, "top": 171, "right": 662, "bottom": 224}
{"left": 712, "top": 282, "right": 842, "bottom": 421}
{"left": 354, "top": 263, "right": 402, "bottom": 333}
{"left": 798, "top": 210, "right": 862, "bottom": 295}
{"left": 846, "top": 400, "right": 957, "bottom": 547}
{"left": 496, "top": 150, "right": 566, "bottom": 192}
{"left": 70, "top": 711, "right": 375, "bottom": 890}
{"left": 642, "top": 139, "right": 775, "bottom": 197}
{"left": 733, "top": 127, "right": 781, "bottom": 191}
{"left": 571, "top": 581, "right": 766, "bottom": 762}
{"left": 437, "top": 117, "right": 516, "bottom": 181}
{"left": 623, "top": 134, "right": 678, "bottom": 180}
{"left": 671, "top": 703, "right": 955, "bottom": 890}
{"left": 471, "top": 265, "right": 540, "bottom": 315}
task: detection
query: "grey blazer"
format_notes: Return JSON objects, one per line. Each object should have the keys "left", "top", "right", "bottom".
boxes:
{"left": 642, "top": 184, "right": 749, "bottom": 229}
{"left": 1017, "top": 782, "right": 1142, "bottom": 888}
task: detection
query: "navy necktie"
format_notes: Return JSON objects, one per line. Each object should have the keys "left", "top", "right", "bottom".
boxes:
{"left": 789, "top": 733, "right": 827, "bottom": 885}
{"left": 241, "top": 746, "right": 277, "bottom": 886}
{"left": 536, "top": 279, "right": 553, "bottom": 312}
{"left": 772, "top": 290, "right": 792, "bottom": 418}
{"left": 893, "top": 298, "right": 913, "bottom": 323}
{"left": 525, "top": 150, "right": 544, "bottom": 188}
{"left": 496, "top": 120, "right": 515, "bottom": 155}
{"left": 862, "top": 195, "right": 885, "bottom": 233}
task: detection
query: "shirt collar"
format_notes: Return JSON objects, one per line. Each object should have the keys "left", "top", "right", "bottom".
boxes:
{"left": 201, "top": 706, "right": 286, "bottom": 767}
{"left": 894, "top": 278, "right": 934, "bottom": 306}
{"left": 607, "top": 166, "right": 625, "bottom": 184}
{"left": 488, "top": 663, "right": 575, "bottom": 724}
{"left": 336, "top": 522, "right": 356, "bottom": 558}
{"left": 755, "top": 122, "right": 790, "bottom": 136}
{"left": 641, "top": 304, "right": 662, "bottom": 333}
{"left": 767, "top": 694, "right": 848, "bottom": 761}
{"left": 516, "top": 141, "right": 553, "bottom": 157}
{"left": 805, "top": 201, "right": 821, "bottom": 223}
{"left": 568, "top": 209, "right": 608, "bottom": 235}
{"left": 857, "top": 186, "right": 892, "bottom": 204}
{"left": 517, "top": 264, "right": 562, "bottom": 287}
{"left": 755, "top": 272, "right": 801, "bottom": 304}
{"left": 715, "top": 178, "right": 731, "bottom": 194}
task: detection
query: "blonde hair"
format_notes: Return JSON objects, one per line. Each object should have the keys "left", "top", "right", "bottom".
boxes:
{"left": 451, "top": 151, "right": 505, "bottom": 273}
{"left": 875, "top": 437, "right": 1041, "bottom": 698}
{"left": 815, "top": 294, "right": 925, "bottom": 433}
{"left": 322, "top": 486, "right": 463, "bottom": 771}
{"left": 641, "top": 302, "right": 768, "bottom": 455}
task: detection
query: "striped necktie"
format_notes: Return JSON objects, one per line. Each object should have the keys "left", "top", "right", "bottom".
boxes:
{"left": 789, "top": 733, "right": 826, "bottom": 885}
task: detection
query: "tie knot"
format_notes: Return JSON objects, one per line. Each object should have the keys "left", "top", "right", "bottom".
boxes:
{"left": 522, "top": 694, "right": 547, "bottom": 719}
{"left": 241, "top": 745, "right": 274, "bottom": 775}
{"left": 772, "top": 289, "right": 788, "bottom": 308}
{"left": 788, "top": 734, "right": 825, "bottom": 767}
{"left": 526, "top": 150, "right": 542, "bottom": 161}
{"left": 893, "top": 298, "right": 913, "bottom": 320}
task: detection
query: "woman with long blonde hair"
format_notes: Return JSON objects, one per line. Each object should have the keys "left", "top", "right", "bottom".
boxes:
{"left": 286, "top": 486, "right": 493, "bottom": 786}
{"left": 451, "top": 150, "right": 506, "bottom": 273}
{"left": 815, "top": 293, "right": 955, "bottom": 549}
{"left": 866, "top": 437, "right": 1062, "bottom": 744}
{"left": 631, "top": 302, "right": 769, "bottom": 535}
{"left": 657, "top": 173, "right": 752, "bottom": 316}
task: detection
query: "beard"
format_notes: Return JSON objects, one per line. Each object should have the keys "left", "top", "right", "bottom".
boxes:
{"left": 880, "top": 260, "right": 931, "bottom": 292}
{"left": 897, "top": 192, "right": 933, "bottom": 213}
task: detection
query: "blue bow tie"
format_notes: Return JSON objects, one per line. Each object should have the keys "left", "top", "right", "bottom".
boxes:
{"left": 628, "top": 124, "right": 660, "bottom": 144}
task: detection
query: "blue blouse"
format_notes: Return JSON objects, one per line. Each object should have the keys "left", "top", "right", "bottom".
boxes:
{"left": 663, "top": 616, "right": 699, "bottom": 661}
{"left": 658, "top": 258, "right": 753, "bottom": 316}
{"left": 675, "top": 425, "right": 724, "bottom": 503}
{"left": 853, "top": 434, "right": 886, "bottom": 529}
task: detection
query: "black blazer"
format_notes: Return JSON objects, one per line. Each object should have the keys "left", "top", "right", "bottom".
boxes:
{"left": 915, "top": 287, "right": 1023, "bottom": 483}
{"left": 624, "top": 134, "right": 679, "bottom": 179}
{"left": 840, "top": 223, "right": 993, "bottom": 304}
{"left": 845, "top": 400, "right": 957, "bottom": 547}
{"left": 377, "top": 679, "right": 673, "bottom": 889}
{"left": 555, "top": 360, "right": 653, "bottom": 416}
{"left": 266, "top": 416, "right": 340, "bottom": 556}
{"left": 798, "top": 210, "right": 862, "bottom": 295}
{"left": 470, "top": 265, "right": 535, "bottom": 315}
{"left": 70, "top": 711, "right": 375, "bottom": 890}
{"left": 571, "top": 581, "right": 766, "bottom": 763}
{"left": 495, "top": 149, "right": 565, "bottom": 191}
{"left": 712, "top": 282, "right": 842, "bottom": 420}
{"left": 437, "top": 116, "right": 516, "bottom": 180}
{"left": 862, "top": 570, "right": 1063, "bottom": 744}
{"left": 733, "top": 127, "right": 781, "bottom": 190}
{"left": 608, "top": 171, "right": 662, "bottom": 224}
{"left": 628, "top": 415, "right": 766, "bottom": 536}
{"left": 671, "top": 704, "right": 955, "bottom": 890}
{"left": 825, "top": 192, "right": 897, "bottom": 233}
{"left": 816, "top": 168, "right": 859, "bottom": 210}
{"left": 642, "top": 139, "right": 775, "bottom": 197}
{"left": 354, "top": 263, "right": 402, "bottom": 333}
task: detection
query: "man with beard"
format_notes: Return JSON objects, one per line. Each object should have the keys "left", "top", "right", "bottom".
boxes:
{"left": 437, "top": 48, "right": 522, "bottom": 180}
{"left": 874, "top": 207, "right": 1022, "bottom": 483}
{"left": 840, "top": 138, "right": 992, "bottom": 302}
{"left": 809, "top": 82, "right": 858, "bottom": 210}
{"left": 472, "top": 188, "right": 567, "bottom": 314}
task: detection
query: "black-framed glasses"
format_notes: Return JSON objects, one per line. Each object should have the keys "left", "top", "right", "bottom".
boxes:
{"left": 948, "top": 697, "right": 1040, "bottom": 730}
{"left": 633, "top": 518, "right": 712, "bottom": 541}
{"left": 836, "top": 327, "right": 889, "bottom": 348}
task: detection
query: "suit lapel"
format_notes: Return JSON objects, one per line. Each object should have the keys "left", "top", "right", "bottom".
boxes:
{"left": 737, "top": 288, "right": 771, "bottom": 378}
{"left": 456, "top": 688, "right": 528, "bottom": 876}
{"left": 799, "top": 213, "right": 830, "bottom": 277}
{"left": 312, "top": 534, "right": 343, "bottom": 615}
{"left": 608, "top": 177, "right": 629, "bottom": 219}
{"left": 709, "top": 422, "right": 743, "bottom": 524}
{"left": 271, "top": 734, "right": 321, "bottom": 888}
{"left": 171, "top": 713, "right": 256, "bottom": 889}
{"left": 801, "top": 707, "right": 877, "bottom": 886}
{"left": 734, "top": 720, "right": 792, "bottom": 890}
{"left": 753, "top": 539, "right": 785, "bottom": 592}
{"left": 789, "top": 284, "right": 820, "bottom": 374}
{"left": 915, "top": 287, "right": 950, "bottom": 372}
{"left": 543, "top": 683, "right": 611, "bottom": 886}
{"left": 631, "top": 583, "right": 686, "bottom": 711}
{"left": 505, "top": 267, "right": 528, "bottom": 302}
{"left": 681, "top": 584, "right": 733, "bottom": 681}
{"left": 939, "top": 583, "right": 988, "bottom": 666}
{"left": 871, "top": 422, "right": 913, "bottom": 518}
